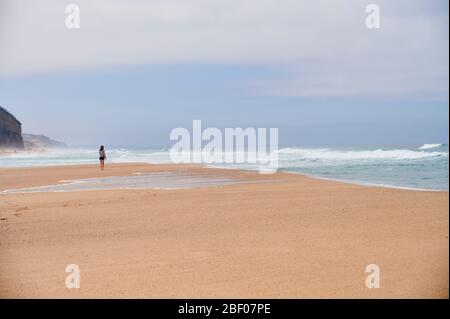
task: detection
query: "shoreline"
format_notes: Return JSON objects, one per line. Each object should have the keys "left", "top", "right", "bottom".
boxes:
{"left": 0, "top": 162, "right": 448, "bottom": 193}
{"left": 1, "top": 143, "right": 448, "bottom": 192}
{"left": 287, "top": 171, "right": 447, "bottom": 193}
{"left": 0, "top": 163, "right": 448, "bottom": 298}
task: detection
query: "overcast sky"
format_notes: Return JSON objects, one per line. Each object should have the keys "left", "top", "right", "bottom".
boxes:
{"left": 0, "top": 0, "right": 448, "bottom": 147}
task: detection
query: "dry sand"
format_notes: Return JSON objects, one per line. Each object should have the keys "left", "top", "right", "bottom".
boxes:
{"left": 0, "top": 163, "right": 448, "bottom": 298}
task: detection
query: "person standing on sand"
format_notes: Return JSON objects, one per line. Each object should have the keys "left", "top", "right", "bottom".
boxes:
{"left": 99, "top": 145, "right": 106, "bottom": 171}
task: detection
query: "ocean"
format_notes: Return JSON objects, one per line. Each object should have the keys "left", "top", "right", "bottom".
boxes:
{"left": 0, "top": 144, "right": 448, "bottom": 191}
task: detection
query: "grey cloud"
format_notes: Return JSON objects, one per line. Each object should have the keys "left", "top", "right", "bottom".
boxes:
{"left": 0, "top": 0, "right": 447, "bottom": 99}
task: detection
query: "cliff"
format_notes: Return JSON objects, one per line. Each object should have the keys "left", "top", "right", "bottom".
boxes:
{"left": 23, "top": 134, "right": 67, "bottom": 149}
{"left": 0, "top": 106, "right": 25, "bottom": 149}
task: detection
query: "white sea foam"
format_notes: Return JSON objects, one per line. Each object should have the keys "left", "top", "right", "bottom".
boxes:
{"left": 276, "top": 147, "right": 447, "bottom": 161}
{"left": 418, "top": 143, "right": 443, "bottom": 150}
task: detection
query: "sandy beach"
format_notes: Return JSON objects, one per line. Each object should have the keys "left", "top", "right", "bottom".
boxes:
{"left": 0, "top": 163, "right": 448, "bottom": 298}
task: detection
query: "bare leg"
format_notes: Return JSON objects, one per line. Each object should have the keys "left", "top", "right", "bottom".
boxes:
{"left": 100, "top": 160, "right": 104, "bottom": 171}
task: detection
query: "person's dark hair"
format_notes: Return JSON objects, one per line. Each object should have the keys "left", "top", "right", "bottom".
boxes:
{"left": 100, "top": 145, "right": 104, "bottom": 151}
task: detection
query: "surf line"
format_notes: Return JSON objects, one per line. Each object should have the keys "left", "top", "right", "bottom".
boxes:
{"left": 178, "top": 303, "right": 213, "bottom": 317}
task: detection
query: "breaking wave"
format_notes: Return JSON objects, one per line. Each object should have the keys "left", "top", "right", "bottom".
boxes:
{"left": 418, "top": 143, "right": 444, "bottom": 150}
{"left": 276, "top": 147, "right": 447, "bottom": 161}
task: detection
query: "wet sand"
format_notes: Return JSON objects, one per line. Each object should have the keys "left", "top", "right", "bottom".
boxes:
{"left": 0, "top": 163, "right": 448, "bottom": 298}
